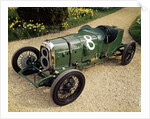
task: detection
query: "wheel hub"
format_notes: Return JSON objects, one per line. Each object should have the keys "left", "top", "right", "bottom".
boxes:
{"left": 64, "top": 83, "right": 72, "bottom": 89}
{"left": 60, "top": 78, "right": 75, "bottom": 95}
{"left": 21, "top": 55, "right": 35, "bottom": 68}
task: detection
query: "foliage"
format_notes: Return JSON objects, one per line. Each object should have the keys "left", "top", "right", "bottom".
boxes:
{"left": 8, "top": 7, "right": 122, "bottom": 41}
{"left": 8, "top": 8, "right": 45, "bottom": 41}
{"left": 17, "top": 7, "right": 68, "bottom": 25}
{"left": 136, "top": 17, "right": 141, "bottom": 25}
{"left": 9, "top": 7, "right": 18, "bottom": 11}
{"left": 69, "top": 7, "right": 93, "bottom": 19}
{"left": 61, "top": 7, "right": 94, "bottom": 30}
{"left": 129, "top": 15, "right": 141, "bottom": 45}
{"left": 61, "top": 22, "right": 69, "bottom": 30}
{"left": 67, "top": 7, "right": 121, "bottom": 28}
{"left": 89, "top": 7, "right": 113, "bottom": 11}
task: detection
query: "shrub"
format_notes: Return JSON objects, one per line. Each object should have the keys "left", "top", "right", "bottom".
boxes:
{"left": 84, "top": 7, "right": 113, "bottom": 11}
{"left": 8, "top": 8, "right": 20, "bottom": 41}
{"left": 17, "top": 7, "right": 69, "bottom": 25}
{"left": 129, "top": 15, "right": 141, "bottom": 45}
{"left": 69, "top": 7, "right": 93, "bottom": 19}
{"left": 8, "top": 8, "right": 19, "bottom": 24}
{"left": 8, "top": 19, "right": 46, "bottom": 41}
{"left": 8, "top": 8, "right": 47, "bottom": 41}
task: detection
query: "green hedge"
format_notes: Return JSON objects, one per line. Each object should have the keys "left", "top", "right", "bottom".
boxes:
{"left": 17, "top": 7, "right": 69, "bottom": 25}
{"left": 129, "top": 15, "right": 141, "bottom": 45}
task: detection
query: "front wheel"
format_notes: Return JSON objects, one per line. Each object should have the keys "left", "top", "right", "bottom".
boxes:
{"left": 50, "top": 69, "right": 85, "bottom": 106}
{"left": 121, "top": 42, "right": 136, "bottom": 65}
{"left": 12, "top": 46, "right": 40, "bottom": 75}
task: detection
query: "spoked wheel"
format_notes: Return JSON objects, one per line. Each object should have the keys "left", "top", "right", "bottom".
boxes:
{"left": 12, "top": 46, "right": 40, "bottom": 75}
{"left": 121, "top": 42, "right": 136, "bottom": 65}
{"left": 50, "top": 69, "right": 85, "bottom": 106}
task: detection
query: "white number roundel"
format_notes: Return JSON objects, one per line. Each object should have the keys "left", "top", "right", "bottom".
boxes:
{"left": 84, "top": 35, "right": 95, "bottom": 50}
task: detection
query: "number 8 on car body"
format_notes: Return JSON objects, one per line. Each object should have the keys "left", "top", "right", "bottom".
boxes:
{"left": 84, "top": 35, "right": 95, "bottom": 50}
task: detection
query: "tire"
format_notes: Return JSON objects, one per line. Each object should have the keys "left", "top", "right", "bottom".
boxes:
{"left": 12, "top": 46, "right": 40, "bottom": 75}
{"left": 121, "top": 42, "right": 136, "bottom": 65}
{"left": 50, "top": 69, "right": 85, "bottom": 106}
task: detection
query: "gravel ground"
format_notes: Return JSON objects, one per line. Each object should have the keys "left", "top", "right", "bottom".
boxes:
{"left": 8, "top": 7, "right": 141, "bottom": 112}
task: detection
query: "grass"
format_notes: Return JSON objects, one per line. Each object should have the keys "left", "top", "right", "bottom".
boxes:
{"left": 129, "top": 15, "right": 141, "bottom": 45}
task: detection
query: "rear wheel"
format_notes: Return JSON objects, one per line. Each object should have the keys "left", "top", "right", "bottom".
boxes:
{"left": 50, "top": 69, "right": 85, "bottom": 106}
{"left": 12, "top": 46, "right": 40, "bottom": 75}
{"left": 121, "top": 42, "right": 136, "bottom": 65}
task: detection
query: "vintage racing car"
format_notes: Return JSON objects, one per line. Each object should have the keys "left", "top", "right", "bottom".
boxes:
{"left": 12, "top": 25, "right": 136, "bottom": 106}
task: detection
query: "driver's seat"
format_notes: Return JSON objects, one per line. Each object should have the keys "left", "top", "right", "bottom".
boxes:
{"left": 97, "top": 25, "right": 119, "bottom": 44}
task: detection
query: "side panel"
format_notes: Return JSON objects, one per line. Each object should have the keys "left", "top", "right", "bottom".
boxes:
{"left": 76, "top": 29, "right": 105, "bottom": 62}
{"left": 93, "top": 27, "right": 106, "bottom": 57}
{"left": 63, "top": 35, "right": 82, "bottom": 65}
{"left": 107, "top": 29, "right": 124, "bottom": 56}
